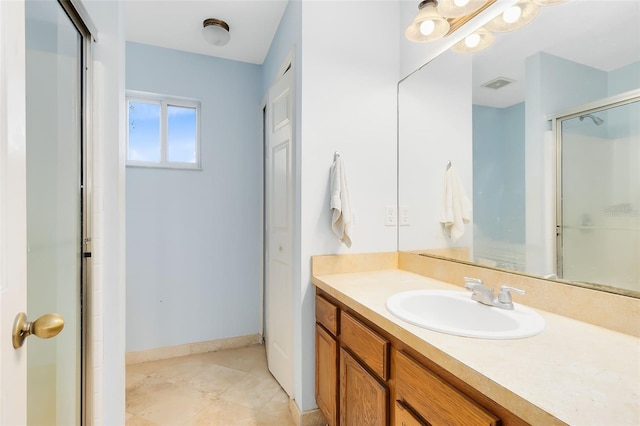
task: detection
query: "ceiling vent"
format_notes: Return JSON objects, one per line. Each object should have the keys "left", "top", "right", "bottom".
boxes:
{"left": 482, "top": 77, "right": 515, "bottom": 90}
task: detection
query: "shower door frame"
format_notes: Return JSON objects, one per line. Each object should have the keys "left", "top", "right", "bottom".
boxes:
{"left": 552, "top": 88, "right": 640, "bottom": 282}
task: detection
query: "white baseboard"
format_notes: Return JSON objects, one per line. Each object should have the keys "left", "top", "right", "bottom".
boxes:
{"left": 125, "top": 334, "right": 262, "bottom": 365}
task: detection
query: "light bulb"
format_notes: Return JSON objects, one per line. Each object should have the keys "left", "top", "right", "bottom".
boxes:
{"left": 454, "top": 0, "right": 471, "bottom": 6}
{"left": 503, "top": 5, "right": 522, "bottom": 23}
{"left": 465, "top": 34, "right": 481, "bottom": 48}
{"left": 420, "top": 20, "right": 435, "bottom": 36}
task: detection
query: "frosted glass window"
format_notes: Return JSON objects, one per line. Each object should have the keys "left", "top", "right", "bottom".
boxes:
{"left": 167, "top": 105, "right": 197, "bottom": 163}
{"left": 126, "top": 92, "right": 200, "bottom": 169}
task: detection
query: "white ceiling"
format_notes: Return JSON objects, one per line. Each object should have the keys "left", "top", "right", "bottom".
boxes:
{"left": 126, "top": 0, "right": 639, "bottom": 105}
{"left": 125, "top": 0, "right": 289, "bottom": 65}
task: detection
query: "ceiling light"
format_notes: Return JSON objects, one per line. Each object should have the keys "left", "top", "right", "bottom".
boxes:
{"left": 531, "top": 0, "right": 568, "bottom": 5}
{"left": 202, "top": 18, "right": 230, "bottom": 46}
{"left": 451, "top": 27, "right": 495, "bottom": 53}
{"left": 437, "top": 0, "right": 486, "bottom": 18}
{"left": 485, "top": 0, "right": 538, "bottom": 32}
{"left": 406, "top": 0, "right": 451, "bottom": 42}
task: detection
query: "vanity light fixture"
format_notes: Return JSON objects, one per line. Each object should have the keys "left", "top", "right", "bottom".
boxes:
{"left": 452, "top": 27, "right": 495, "bottom": 53}
{"left": 437, "top": 0, "right": 486, "bottom": 18}
{"left": 406, "top": 0, "right": 451, "bottom": 42}
{"left": 202, "top": 18, "right": 230, "bottom": 46}
{"left": 485, "top": 0, "right": 539, "bottom": 32}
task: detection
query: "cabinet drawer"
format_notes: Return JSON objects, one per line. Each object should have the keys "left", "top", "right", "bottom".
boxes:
{"left": 316, "top": 295, "right": 339, "bottom": 336}
{"left": 340, "top": 311, "right": 389, "bottom": 380}
{"left": 393, "top": 350, "right": 499, "bottom": 426}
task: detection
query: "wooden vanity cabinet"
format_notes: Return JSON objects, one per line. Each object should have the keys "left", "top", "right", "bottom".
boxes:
{"left": 315, "top": 290, "right": 523, "bottom": 426}
{"left": 340, "top": 347, "right": 388, "bottom": 426}
{"left": 315, "top": 295, "right": 390, "bottom": 426}
{"left": 394, "top": 401, "right": 427, "bottom": 426}
{"left": 393, "top": 349, "right": 499, "bottom": 426}
{"left": 315, "top": 296, "right": 339, "bottom": 426}
{"left": 316, "top": 324, "right": 338, "bottom": 426}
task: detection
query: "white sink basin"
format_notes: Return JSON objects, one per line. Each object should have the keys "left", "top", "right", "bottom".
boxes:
{"left": 386, "top": 289, "right": 545, "bottom": 339}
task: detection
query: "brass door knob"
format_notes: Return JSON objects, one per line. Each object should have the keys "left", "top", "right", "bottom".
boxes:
{"left": 12, "top": 312, "right": 65, "bottom": 349}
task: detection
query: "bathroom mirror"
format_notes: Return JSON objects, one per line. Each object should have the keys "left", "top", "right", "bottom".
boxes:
{"left": 398, "top": 0, "right": 640, "bottom": 297}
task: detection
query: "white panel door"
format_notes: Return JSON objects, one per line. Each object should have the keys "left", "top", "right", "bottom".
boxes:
{"left": 0, "top": 1, "right": 28, "bottom": 423}
{"left": 265, "top": 66, "right": 294, "bottom": 396}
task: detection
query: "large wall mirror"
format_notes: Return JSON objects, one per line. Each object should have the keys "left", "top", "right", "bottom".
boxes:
{"left": 398, "top": 0, "right": 640, "bottom": 298}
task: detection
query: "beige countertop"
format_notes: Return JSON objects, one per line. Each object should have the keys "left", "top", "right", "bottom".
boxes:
{"left": 312, "top": 269, "right": 640, "bottom": 426}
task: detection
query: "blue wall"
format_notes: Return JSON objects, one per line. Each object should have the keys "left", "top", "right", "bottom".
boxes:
{"left": 608, "top": 61, "right": 640, "bottom": 96}
{"left": 473, "top": 103, "right": 525, "bottom": 244}
{"left": 125, "top": 42, "right": 263, "bottom": 351}
{"left": 262, "top": 0, "right": 302, "bottom": 96}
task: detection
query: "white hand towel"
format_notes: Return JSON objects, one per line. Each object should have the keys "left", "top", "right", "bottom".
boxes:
{"left": 330, "top": 157, "right": 353, "bottom": 247}
{"left": 440, "top": 165, "right": 471, "bottom": 242}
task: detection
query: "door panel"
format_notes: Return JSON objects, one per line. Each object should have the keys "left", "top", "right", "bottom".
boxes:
{"left": 558, "top": 98, "right": 640, "bottom": 292}
{"left": 0, "top": 1, "right": 28, "bottom": 424}
{"left": 25, "top": 0, "right": 82, "bottom": 423}
{"left": 265, "top": 66, "right": 294, "bottom": 396}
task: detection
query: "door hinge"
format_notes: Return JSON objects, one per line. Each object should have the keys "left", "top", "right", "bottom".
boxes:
{"left": 83, "top": 237, "right": 92, "bottom": 258}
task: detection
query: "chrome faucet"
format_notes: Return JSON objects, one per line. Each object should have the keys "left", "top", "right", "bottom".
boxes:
{"left": 464, "top": 277, "right": 525, "bottom": 310}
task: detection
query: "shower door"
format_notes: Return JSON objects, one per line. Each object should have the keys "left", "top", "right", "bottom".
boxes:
{"left": 557, "top": 95, "right": 640, "bottom": 293}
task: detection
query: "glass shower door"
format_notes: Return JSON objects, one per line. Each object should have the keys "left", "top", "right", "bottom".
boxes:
{"left": 558, "top": 98, "right": 640, "bottom": 293}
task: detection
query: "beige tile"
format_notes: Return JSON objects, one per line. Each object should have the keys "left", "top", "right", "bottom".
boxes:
{"left": 134, "top": 382, "right": 216, "bottom": 425}
{"left": 185, "top": 399, "right": 261, "bottom": 426}
{"left": 261, "top": 386, "right": 290, "bottom": 419}
{"left": 126, "top": 415, "right": 159, "bottom": 426}
{"left": 126, "top": 344, "right": 294, "bottom": 426}
{"left": 219, "top": 371, "right": 283, "bottom": 410}
{"left": 127, "top": 353, "right": 210, "bottom": 381}
{"left": 186, "top": 363, "right": 248, "bottom": 398}
{"left": 202, "top": 344, "right": 269, "bottom": 375}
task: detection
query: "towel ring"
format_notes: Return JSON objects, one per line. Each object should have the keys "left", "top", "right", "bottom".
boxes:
{"left": 334, "top": 151, "right": 341, "bottom": 161}
{"left": 446, "top": 160, "right": 452, "bottom": 170}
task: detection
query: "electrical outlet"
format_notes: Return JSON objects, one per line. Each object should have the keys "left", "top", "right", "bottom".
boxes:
{"left": 385, "top": 205, "right": 397, "bottom": 226}
{"left": 399, "top": 205, "right": 410, "bottom": 226}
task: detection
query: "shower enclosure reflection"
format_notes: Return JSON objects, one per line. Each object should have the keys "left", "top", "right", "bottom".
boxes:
{"left": 557, "top": 96, "right": 640, "bottom": 292}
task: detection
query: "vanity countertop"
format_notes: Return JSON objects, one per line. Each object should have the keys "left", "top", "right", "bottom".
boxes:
{"left": 312, "top": 268, "right": 640, "bottom": 426}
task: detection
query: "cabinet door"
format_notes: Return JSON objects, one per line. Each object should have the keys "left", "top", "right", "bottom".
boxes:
{"left": 340, "top": 348, "right": 388, "bottom": 426}
{"left": 316, "top": 324, "right": 339, "bottom": 426}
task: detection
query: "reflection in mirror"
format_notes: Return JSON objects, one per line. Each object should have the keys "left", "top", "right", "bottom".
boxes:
{"left": 557, "top": 97, "right": 640, "bottom": 294}
{"left": 398, "top": 0, "right": 640, "bottom": 297}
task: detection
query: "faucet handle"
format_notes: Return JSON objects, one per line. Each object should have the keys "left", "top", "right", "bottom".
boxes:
{"left": 463, "top": 277, "right": 483, "bottom": 289}
{"left": 498, "top": 286, "right": 526, "bottom": 303}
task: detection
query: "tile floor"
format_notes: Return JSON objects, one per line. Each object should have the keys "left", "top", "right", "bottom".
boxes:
{"left": 126, "top": 344, "right": 295, "bottom": 425}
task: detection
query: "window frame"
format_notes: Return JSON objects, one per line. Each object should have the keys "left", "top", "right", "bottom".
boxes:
{"left": 126, "top": 90, "right": 201, "bottom": 170}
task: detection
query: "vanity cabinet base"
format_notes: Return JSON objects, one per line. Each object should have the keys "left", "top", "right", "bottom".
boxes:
{"left": 315, "top": 289, "right": 528, "bottom": 426}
